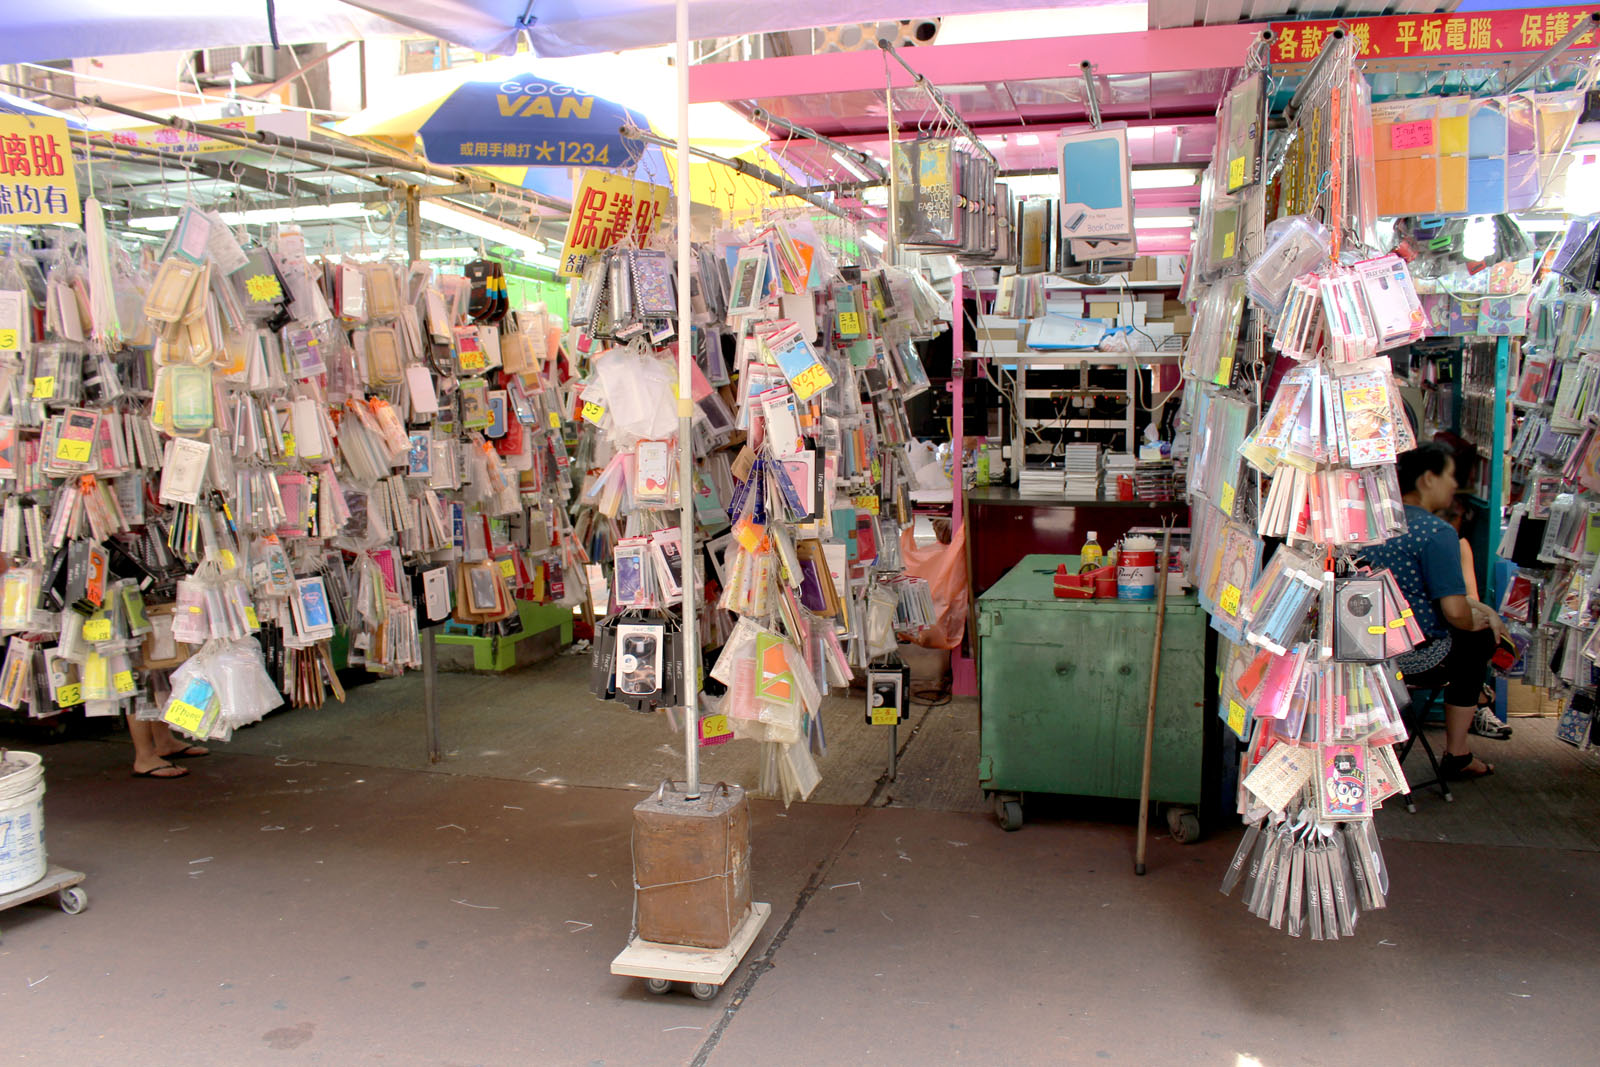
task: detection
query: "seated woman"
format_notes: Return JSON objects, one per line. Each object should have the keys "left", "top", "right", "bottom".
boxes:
{"left": 1363, "top": 442, "right": 1505, "bottom": 779}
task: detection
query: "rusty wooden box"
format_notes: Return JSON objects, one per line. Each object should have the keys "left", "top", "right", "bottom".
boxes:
{"left": 632, "top": 781, "right": 751, "bottom": 949}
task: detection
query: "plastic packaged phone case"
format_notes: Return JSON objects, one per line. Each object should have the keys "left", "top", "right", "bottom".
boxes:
{"left": 167, "top": 364, "right": 215, "bottom": 436}
{"left": 365, "top": 325, "right": 403, "bottom": 386}
{"left": 144, "top": 258, "right": 204, "bottom": 323}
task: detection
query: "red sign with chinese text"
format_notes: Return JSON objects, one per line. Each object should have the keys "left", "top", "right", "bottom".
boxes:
{"left": 1270, "top": 7, "right": 1598, "bottom": 65}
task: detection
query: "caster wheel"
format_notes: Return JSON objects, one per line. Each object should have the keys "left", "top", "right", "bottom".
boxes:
{"left": 996, "top": 797, "right": 1023, "bottom": 832}
{"left": 59, "top": 887, "right": 87, "bottom": 915}
{"left": 690, "top": 982, "right": 718, "bottom": 1001}
{"left": 1167, "top": 809, "right": 1201, "bottom": 844}
{"left": 645, "top": 978, "right": 672, "bottom": 995}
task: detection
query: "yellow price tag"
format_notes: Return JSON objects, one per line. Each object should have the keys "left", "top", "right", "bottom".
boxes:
{"left": 55, "top": 682, "right": 82, "bottom": 708}
{"left": 580, "top": 400, "right": 605, "bottom": 424}
{"left": 699, "top": 713, "right": 733, "bottom": 743}
{"left": 870, "top": 707, "right": 899, "bottom": 726}
{"left": 1219, "top": 584, "right": 1242, "bottom": 617}
{"left": 498, "top": 558, "right": 516, "bottom": 579}
{"left": 1219, "top": 483, "right": 1236, "bottom": 513}
{"left": 459, "top": 350, "right": 487, "bottom": 371}
{"left": 114, "top": 669, "right": 137, "bottom": 695}
{"left": 838, "top": 311, "right": 862, "bottom": 336}
{"left": 1367, "top": 625, "right": 1388, "bottom": 635}
{"left": 1227, "top": 155, "right": 1247, "bottom": 189}
{"left": 1222, "top": 231, "right": 1236, "bottom": 260}
{"left": 0, "top": 328, "right": 19, "bottom": 351}
{"left": 32, "top": 376, "right": 56, "bottom": 399}
{"left": 218, "top": 549, "right": 237, "bottom": 570}
{"left": 548, "top": 411, "right": 562, "bottom": 429}
{"left": 151, "top": 399, "right": 168, "bottom": 426}
{"left": 56, "top": 438, "right": 92, "bottom": 464}
{"left": 789, "top": 363, "right": 833, "bottom": 401}
{"left": 1226, "top": 699, "right": 1247, "bottom": 736}
{"left": 244, "top": 605, "right": 259, "bottom": 629}
{"left": 164, "top": 700, "right": 207, "bottom": 733}
{"left": 282, "top": 431, "right": 296, "bottom": 457}
{"left": 83, "top": 617, "right": 113, "bottom": 642}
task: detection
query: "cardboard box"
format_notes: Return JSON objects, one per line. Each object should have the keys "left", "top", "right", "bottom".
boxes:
{"left": 1128, "top": 256, "right": 1155, "bottom": 282}
{"left": 1171, "top": 313, "right": 1193, "bottom": 334}
{"left": 1154, "top": 255, "right": 1187, "bottom": 283}
{"left": 1088, "top": 300, "right": 1120, "bottom": 320}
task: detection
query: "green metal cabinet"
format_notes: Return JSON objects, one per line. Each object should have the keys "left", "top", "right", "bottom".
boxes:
{"left": 977, "top": 555, "right": 1207, "bottom": 816}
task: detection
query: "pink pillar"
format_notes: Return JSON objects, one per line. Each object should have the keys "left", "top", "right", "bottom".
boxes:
{"left": 951, "top": 271, "right": 964, "bottom": 531}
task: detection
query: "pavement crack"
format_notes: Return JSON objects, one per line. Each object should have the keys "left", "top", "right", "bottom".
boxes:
{"left": 688, "top": 806, "right": 870, "bottom": 1067}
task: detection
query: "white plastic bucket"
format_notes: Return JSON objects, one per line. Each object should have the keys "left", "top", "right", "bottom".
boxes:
{"left": 1117, "top": 536, "right": 1158, "bottom": 600}
{"left": 0, "top": 751, "right": 47, "bottom": 894}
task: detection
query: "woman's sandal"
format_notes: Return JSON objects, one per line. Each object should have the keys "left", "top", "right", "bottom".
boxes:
{"left": 132, "top": 762, "right": 190, "bottom": 779}
{"left": 1440, "top": 752, "right": 1494, "bottom": 780}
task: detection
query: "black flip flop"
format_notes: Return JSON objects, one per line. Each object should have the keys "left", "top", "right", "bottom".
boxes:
{"left": 161, "top": 746, "right": 210, "bottom": 760}
{"left": 132, "top": 763, "right": 189, "bottom": 779}
{"left": 1440, "top": 752, "right": 1494, "bottom": 780}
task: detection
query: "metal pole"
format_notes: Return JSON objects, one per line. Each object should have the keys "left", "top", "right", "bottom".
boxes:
{"left": 1282, "top": 29, "right": 1346, "bottom": 124}
{"left": 1080, "top": 61, "right": 1102, "bottom": 129}
{"left": 619, "top": 125, "right": 856, "bottom": 221}
{"left": 877, "top": 39, "right": 998, "bottom": 168}
{"left": 423, "top": 628, "right": 441, "bottom": 764}
{"left": 1489, "top": 336, "right": 1510, "bottom": 604}
{"left": 749, "top": 107, "right": 886, "bottom": 179}
{"left": 1504, "top": 13, "right": 1600, "bottom": 93}
{"left": 675, "top": 0, "right": 701, "bottom": 801}
{"left": 886, "top": 59, "right": 899, "bottom": 265}
{"left": 888, "top": 722, "right": 898, "bottom": 781}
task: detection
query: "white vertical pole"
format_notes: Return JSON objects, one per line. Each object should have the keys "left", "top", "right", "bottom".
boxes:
{"left": 675, "top": 0, "right": 700, "bottom": 800}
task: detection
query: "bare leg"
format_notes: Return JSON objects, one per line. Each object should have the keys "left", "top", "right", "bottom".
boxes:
{"left": 1444, "top": 703, "right": 1492, "bottom": 773}
{"left": 127, "top": 715, "right": 186, "bottom": 777}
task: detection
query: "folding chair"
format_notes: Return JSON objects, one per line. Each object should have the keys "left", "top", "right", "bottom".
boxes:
{"left": 1397, "top": 686, "right": 1452, "bottom": 811}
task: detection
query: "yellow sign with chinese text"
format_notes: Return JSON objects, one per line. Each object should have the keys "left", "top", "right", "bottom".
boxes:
{"left": 92, "top": 117, "right": 258, "bottom": 156}
{"left": 557, "top": 171, "right": 670, "bottom": 277}
{"left": 0, "top": 116, "right": 81, "bottom": 225}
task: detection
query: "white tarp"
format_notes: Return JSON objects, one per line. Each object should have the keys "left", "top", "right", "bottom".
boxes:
{"left": 0, "top": 0, "right": 1051, "bottom": 64}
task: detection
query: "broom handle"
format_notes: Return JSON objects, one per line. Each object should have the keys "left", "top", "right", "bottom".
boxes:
{"left": 1135, "top": 524, "right": 1173, "bottom": 876}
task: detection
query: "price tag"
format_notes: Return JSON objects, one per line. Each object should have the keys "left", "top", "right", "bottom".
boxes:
{"left": 1226, "top": 699, "right": 1248, "bottom": 737}
{"left": 32, "top": 376, "right": 56, "bottom": 399}
{"left": 244, "top": 605, "right": 259, "bottom": 629}
{"left": 1219, "top": 483, "right": 1236, "bottom": 514}
{"left": 83, "top": 617, "right": 113, "bottom": 642}
{"left": 789, "top": 362, "right": 833, "bottom": 401}
{"left": 1222, "top": 231, "right": 1236, "bottom": 260}
{"left": 282, "top": 431, "right": 296, "bottom": 457}
{"left": 114, "top": 669, "right": 137, "bottom": 695}
{"left": 459, "top": 349, "right": 487, "bottom": 371}
{"left": 580, "top": 400, "right": 605, "bottom": 424}
{"left": 152, "top": 399, "right": 168, "bottom": 426}
{"left": 218, "top": 549, "right": 237, "bottom": 570}
{"left": 55, "top": 682, "right": 83, "bottom": 708}
{"left": 56, "top": 437, "right": 92, "bottom": 464}
{"left": 0, "top": 290, "right": 22, "bottom": 352}
{"left": 1227, "top": 155, "right": 1247, "bottom": 189}
{"left": 164, "top": 699, "right": 207, "bottom": 733}
{"left": 1219, "top": 584, "right": 1242, "bottom": 617}
{"left": 837, "top": 311, "right": 862, "bottom": 336}
{"left": 852, "top": 494, "right": 881, "bottom": 516}
{"left": 698, "top": 713, "right": 734, "bottom": 747}
{"left": 498, "top": 558, "right": 516, "bottom": 579}
{"left": 1367, "top": 624, "right": 1388, "bottom": 635}
{"left": 870, "top": 707, "right": 899, "bottom": 726}
{"left": 1390, "top": 120, "right": 1434, "bottom": 151}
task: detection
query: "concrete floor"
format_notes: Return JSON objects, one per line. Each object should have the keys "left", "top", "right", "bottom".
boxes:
{"left": 4, "top": 658, "right": 1600, "bottom": 1066}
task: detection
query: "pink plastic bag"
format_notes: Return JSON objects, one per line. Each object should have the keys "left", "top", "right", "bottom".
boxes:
{"left": 898, "top": 524, "right": 969, "bottom": 650}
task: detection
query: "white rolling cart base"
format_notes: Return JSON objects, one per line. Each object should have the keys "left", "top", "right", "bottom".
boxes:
{"left": 612, "top": 901, "right": 772, "bottom": 1000}
{"left": 0, "top": 865, "right": 87, "bottom": 943}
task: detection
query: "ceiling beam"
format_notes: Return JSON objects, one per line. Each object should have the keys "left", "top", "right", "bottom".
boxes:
{"left": 687, "top": 23, "right": 1262, "bottom": 105}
